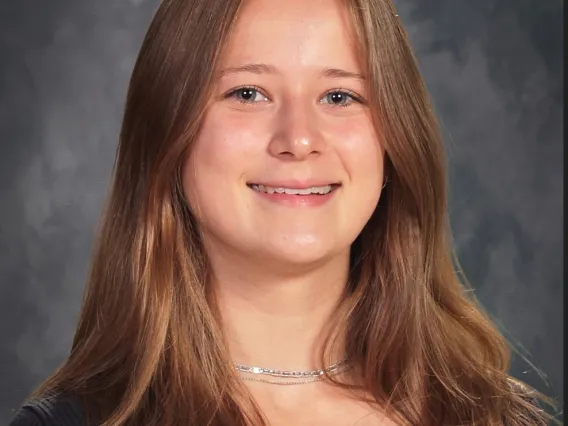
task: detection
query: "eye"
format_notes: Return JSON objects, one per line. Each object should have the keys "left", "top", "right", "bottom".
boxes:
{"left": 320, "top": 90, "right": 363, "bottom": 107}
{"left": 225, "top": 86, "right": 269, "bottom": 104}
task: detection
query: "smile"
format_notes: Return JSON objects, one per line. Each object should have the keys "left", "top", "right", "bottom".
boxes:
{"left": 247, "top": 183, "right": 341, "bottom": 195}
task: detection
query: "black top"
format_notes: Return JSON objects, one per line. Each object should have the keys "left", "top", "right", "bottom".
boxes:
{"left": 8, "top": 395, "right": 84, "bottom": 426}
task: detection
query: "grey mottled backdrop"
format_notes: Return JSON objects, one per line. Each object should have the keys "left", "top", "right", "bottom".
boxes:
{"left": 0, "top": 0, "right": 562, "bottom": 423}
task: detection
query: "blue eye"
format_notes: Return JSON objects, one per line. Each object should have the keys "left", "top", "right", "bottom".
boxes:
{"left": 320, "top": 90, "right": 361, "bottom": 107}
{"left": 226, "top": 86, "right": 268, "bottom": 103}
{"left": 224, "top": 86, "right": 363, "bottom": 107}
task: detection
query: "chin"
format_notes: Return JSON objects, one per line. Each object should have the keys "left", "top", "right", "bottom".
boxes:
{"left": 261, "top": 238, "right": 344, "bottom": 269}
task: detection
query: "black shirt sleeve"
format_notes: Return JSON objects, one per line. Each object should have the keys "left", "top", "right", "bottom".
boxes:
{"left": 8, "top": 408, "right": 44, "bottom": 426}
{"left": 8, "top": 395, "right": 85, "bottom": 426}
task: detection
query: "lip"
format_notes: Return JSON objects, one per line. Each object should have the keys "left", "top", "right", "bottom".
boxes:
{"left": 246, "top": 180, "right": 341, "bottom": 207}
{"left": 246, "top": 180, "right": 341, "bottom": 189}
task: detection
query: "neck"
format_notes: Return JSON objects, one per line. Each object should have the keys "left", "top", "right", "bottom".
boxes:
{"left": 208, "top": 246, "right": 351, "bottom": 371}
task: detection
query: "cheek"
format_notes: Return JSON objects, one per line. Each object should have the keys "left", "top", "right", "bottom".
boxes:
{"left": 185, "top": 108, "right": 267, "bottom": 189}
{"left": 334, "top": 119, "right": 384, "bottom": 230}
{"left": 183, "top": 111, "right": 238, "bottom": 212}
{"left": 182, "top": 108, "right": 268, "bottom": 223}
{"left": 191, "top": 114, "right": 252, "bottom": 171}
{"left": 335, "top": 118, "right": 384, "bottom": 184}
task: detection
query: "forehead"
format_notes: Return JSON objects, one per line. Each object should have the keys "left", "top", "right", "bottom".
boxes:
{"left": 220, "top": 0, "right": 363, "bottom": 71}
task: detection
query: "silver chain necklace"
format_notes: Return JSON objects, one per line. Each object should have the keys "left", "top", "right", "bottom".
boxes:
{"left": 234, "top": 358, "right": 351, "bottom": 385}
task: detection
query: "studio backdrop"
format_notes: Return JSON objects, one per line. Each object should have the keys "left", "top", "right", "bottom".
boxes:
{"left": 0, "top": 0, "right": 562, "bottom": 423}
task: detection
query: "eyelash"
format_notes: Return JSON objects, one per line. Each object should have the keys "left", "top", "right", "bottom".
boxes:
{"left": 223, "top": 85, "right": 365, "bottom": 107}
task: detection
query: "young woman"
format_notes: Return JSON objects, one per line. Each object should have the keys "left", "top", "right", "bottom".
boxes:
{"left": 10, "top": 0, "right": 557, "bottom": 424}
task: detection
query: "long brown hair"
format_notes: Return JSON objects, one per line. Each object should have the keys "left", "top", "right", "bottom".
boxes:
{"left": 31, "top": 0, "right": 559, "bottom": 424}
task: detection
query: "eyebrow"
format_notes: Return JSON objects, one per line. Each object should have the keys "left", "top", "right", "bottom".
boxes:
{"left": 219, "top": 63, "right": 365, "bottom": 81}
{"left": 219, "top": 63, "right": 278, "bottom": 77}
{"left": 319, "top": 68, "right": 366, "bottom": 81}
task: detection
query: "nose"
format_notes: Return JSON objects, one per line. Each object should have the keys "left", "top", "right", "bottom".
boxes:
{"left": 267, "top": 100, "right": 326, "bottom": 161}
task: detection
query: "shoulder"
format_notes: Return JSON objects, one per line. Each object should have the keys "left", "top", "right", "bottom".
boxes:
{"left": 9, "top": 394, "right": 85, "bottom": 426}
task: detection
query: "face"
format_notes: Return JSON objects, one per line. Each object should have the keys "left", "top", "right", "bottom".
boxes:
{"left": 183, "top": 0, "right": 384, "bottom": 267}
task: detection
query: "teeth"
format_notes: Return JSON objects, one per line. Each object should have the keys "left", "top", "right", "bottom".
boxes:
{"left": 250, "top": 184, "right": 334, "bottom": 195}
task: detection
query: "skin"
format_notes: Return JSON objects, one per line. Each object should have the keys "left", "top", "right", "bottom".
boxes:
{"left": 183, "top": 0, "right": 391, "bottom": 423}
